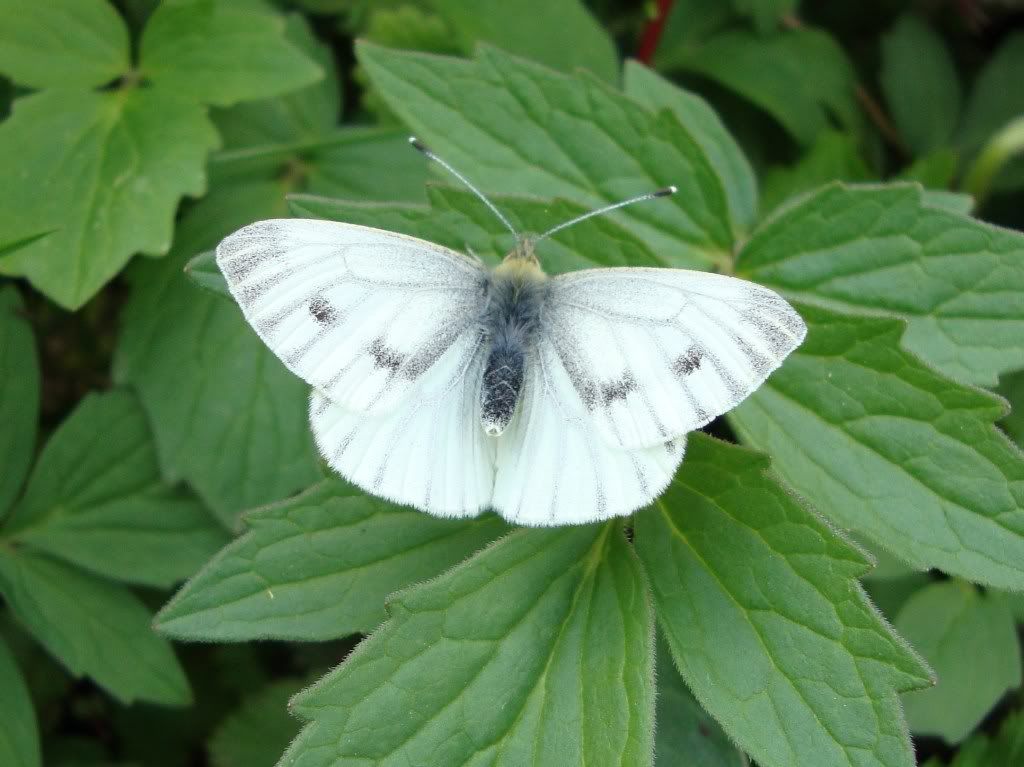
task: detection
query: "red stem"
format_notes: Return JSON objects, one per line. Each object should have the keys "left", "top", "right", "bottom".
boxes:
{"left": 637, "top": 0, "right": 675, "bottom": 65}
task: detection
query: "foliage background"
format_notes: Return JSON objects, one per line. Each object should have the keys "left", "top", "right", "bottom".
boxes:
{"left": 2, "top": 0, "right": 1024, "bottom": 766}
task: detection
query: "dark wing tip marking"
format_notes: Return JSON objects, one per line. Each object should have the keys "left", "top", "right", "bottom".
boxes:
{"left": 308, "top": 297, "right": 337, "bottom": 326}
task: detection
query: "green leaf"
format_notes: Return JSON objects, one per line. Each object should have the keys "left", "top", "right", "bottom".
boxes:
{"left": 897, "top": 149, "right": 958, "bottom": 189}
{"left": 209, "top": 677, "right": 306, "bottom": 767}
{"left": 654, "top": 635, "right": 745, "bottom": 767}
{"left": 0, "top": 287, "right": 38, "bottom": 519}
{"left": 636, "top": 434, "right": 931, "bottom": 767}
{"left": 157, "top": 479, "right": 509, "bottom": 641}
{"left": 623, "top": 60, "right": 758, "bottom": 233}
{"left": 356, "top": 41, "right": 734, "bottom": 267}
{"left": 184, "top": 249, "right": 228, "bottom": 298}
{"left": 879, "top": 15, "right": 961, "bottom": 155}
{"left": 654, "top": 0, "right": 734, "bottom": 70}
{"left": 430, "top": 0, "right": 618, "bottom": 83}
{"left": 284, "top": 524, "right": 654, "bottom": 767}
{"left": 738, "top": 183, "right": 1024, "bottom": 385}
{"left": 290, "top": 184, "right": 663, "bottom": 273}
{"left": 211, "top": 13, "right": 339, "bottom": 148}
{"left": 997, "top": 367, "right": 1024, "bottom": 446}
{"left": 728, "top": 304, "right": 1024, "bottom": 589}
{"left": 947, "top": 710, "right": 1024, "bottom": 767}
{"left": 0, "top": 635, "right": 40, "bottom": 767}
{"left": 760, "top": 131, "right": 872, "bottom": 215}
{"left": 113, "top": 182, "right": 321, "bottom": 525}
{"left": 4, "top": 390, "right": 226, "bottom": 588}
{"left": 732, "top": 0, "right": 795, "bottom": 35}
{"left": 0, "top": 87, "right": 218, "bottom": 309}
{"left": 959, "top": 33, "right": 1024, "bottom": 156}
{"left": 0, "top": 549, "right": 190, "bottom": 705}
{"left": 895, "top": 582, "right": 1020, "bottom": 744}
{"left": 921, "top": 189, "right": 975, "bottom": 216}
{"left": 139, "top": 0, "right": 322, "bottom": 107}
{"left": 863, "top": 574, "right": 932, "bottom": 621}
{"left": 0, "top": 0, "right": 129, "bottom": 89}
{"left": 670, "top": 27, "right": 861, "bottom": 146}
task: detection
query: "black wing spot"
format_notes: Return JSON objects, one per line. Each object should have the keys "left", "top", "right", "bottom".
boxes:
{"left": 673, "top": 346, "right": 703, "bottom": 377}
{"left": 309, "top": 297, "right": 337, "bottom": 326}
{"left": 369, "top": 338, "right": 405, "bottom": 373}
{"left": 601, "top": 370, "right": 637, "bottom": 406}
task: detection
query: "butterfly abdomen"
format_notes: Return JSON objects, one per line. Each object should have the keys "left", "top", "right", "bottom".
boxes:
{"left": 480, "top": 268, "right": 546, "bottom": 436}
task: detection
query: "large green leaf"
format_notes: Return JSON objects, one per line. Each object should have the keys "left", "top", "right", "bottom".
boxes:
{"left": 282, "top": 524, "right": 654, "bottom": 767}
{"left": 113, "top": 182, "right": 321, "bottom": 525}
{"left": 0, "top": 549, "right": 190, "bottom": 706}
{"left": 211, "top": 13, "right": 340, "bottom": 148}
{"left": 738, "top": 183, "right": 1024, "bottom": 385}
{"left": 157, "top": 479, "right": 508, "bottom": 641}
{"left": 959, "top": 33, "right": 1024, "bottom": 156}
{"left": 139, "top": 0, "right": 322, "bottom": 107}
{"left": 356, "top": 42, "right": 734, "bottom": 266}
{"left": 0, "top": 87, "right": 218, "bottom": 308}
{"left": 0, "top": 0, "right": 129, "bottom": 89}
{"left": 879, "top": 15, "right": 961, "bottom": 155}
{"left": 623, "top": 60, "right": 758, "bottom": 233}
{"left": 654, "top": 635, "right": 746, "bottom": 767}
{"left": 636, "top": 434, "right": 931, "bottom": 767}
{"left": 667, "top": 27, "right": 861, "bottom": 146}
{"left": 429, "top": 0, "right": 617, "bottom": 83}
{"left": 895, "top": 582, "right": 1021, "bottom": 744}
{"left": 0, "top": 287, "right": 38, "bottom": 519}
{"left": 0, "top": 635, "right": 39, "bottom": 767}
{"left": 3, "top": 390, "right": 226, "bottom": 588}
{"left": 290, "top": 184, "right": 663, "bottom": 272}
{"left": 760, "top": 131, "right": 872, "bottom": 216}
{"left": 729, "top": 304, "right": 1024, "bottom": 589}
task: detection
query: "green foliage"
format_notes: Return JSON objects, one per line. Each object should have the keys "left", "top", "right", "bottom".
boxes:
{"left": 3, "top": 1, "right": 1024, "bottom": 765}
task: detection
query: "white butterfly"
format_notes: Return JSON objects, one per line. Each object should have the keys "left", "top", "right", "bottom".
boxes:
{"left": 215, "top": 139, "right": 806, "bottom": 526}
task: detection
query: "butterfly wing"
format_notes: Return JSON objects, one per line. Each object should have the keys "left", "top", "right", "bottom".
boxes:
{"left": 540, "top": 267, "right": 806, "bottom": 449}
{"left": 491, "top": 338, "right": 686, "bottom": 525}
{"left": 310, "top": 326, "right": 496, "bottom": 517}
{"left": 216, "top": 219, "right": 488, "bottom": 414}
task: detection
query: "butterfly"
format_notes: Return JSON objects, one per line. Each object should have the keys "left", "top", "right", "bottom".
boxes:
{"left": 215, "top": 138, "right": 806, "bottom": 526}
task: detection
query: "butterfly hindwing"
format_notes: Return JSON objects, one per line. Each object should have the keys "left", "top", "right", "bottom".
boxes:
{"left": 216, "top": 219, "right": 488, "bottom": 414}
{"left": 539, "top": 267, "right": 806, "bottom": 449}
{"left": 492, "top": 339, "right": 686, "bottom": 525}
{"left": 309, "top": 327, "right": 496, "bottom": 517}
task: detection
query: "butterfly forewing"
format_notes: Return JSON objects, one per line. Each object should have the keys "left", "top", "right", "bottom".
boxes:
{"left": 539, "top": 267, "right": 807, "bottom": 450}
{"left": 216, "top": 219, "right": 489, "bottom": 414}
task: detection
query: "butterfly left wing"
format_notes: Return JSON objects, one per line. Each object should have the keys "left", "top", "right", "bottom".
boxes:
{"left": 539, "top": 267, "right": 806, "bottom": 449}
{"left": 491, "top": 339, "right": 686, "bottom": 526}
{"left": 216, "top": 218, "right": 488, "bottom": 414}
{"left": 310, "top": 325, "right": 496, "bottom": 517}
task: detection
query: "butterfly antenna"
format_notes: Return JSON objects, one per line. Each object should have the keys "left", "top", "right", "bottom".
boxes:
{"left": 535, "top": 186, "right": 677, "bottom": 242}
{"left": 408, "top": 137, "right": 518, "bottom": 238}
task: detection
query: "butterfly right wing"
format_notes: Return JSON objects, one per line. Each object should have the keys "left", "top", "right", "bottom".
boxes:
{"left": 309, "top": 326, "right": 496, "bottom": 517}
{"left": 216, "top": 218, "right": 488, "bottom": 414}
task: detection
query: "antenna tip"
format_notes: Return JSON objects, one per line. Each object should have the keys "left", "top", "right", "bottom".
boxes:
{"left": 655, "top": 185, "right": 678, "bottom": 197}
{"left": 409, "top": 136, "right": 430, "bottom": 154}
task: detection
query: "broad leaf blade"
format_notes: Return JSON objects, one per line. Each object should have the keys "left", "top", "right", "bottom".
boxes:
{"left": 636, "top": 434, "right": 931, "bottom": 767}
{"left": 0, "top": 635, "right": 40, "bottom": 767}
{"left": 0, "top": 87, "right": 218, "bottom": 309}
{"left": 0, "top": 549, "right": 190, "bottom": 706}
{"left": 0, "top": 0, "right": 129, "bottom": 89}
{"left": 282, "top": 524, "right": 654, "bottom": 767}
{"left": 880, "top": 15, "right": 961, "bottom": 155}
{"left": 729, "top": 304, "right": 1024, "bottom": 589}
{"left": 114, "top": 182, "right": 321, "bottom": 524}
{"left": 0, "top": 286, "right": 38, "bottom": 518}
{"left": 738, "top": 183, "right": 1024, "bottom": 385}
{"left": 895, "top": 582, "right": 1021, "bottom": 743}
{"left": 623, "top": 61, "right": 758, "bottom": 233}
{"left": 6, "top": 390, "right": 226, "bottom": 588}
{"left": 356, "top": 42, "right": 734, "bottom": 266}
{"left": 157, "top": 479, "right": 509, "bottom": 641}
{"left": 139, "top": 0, "right": 322, "bottom": 107}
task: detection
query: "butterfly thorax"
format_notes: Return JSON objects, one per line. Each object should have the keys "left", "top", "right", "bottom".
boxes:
{"left": 480, "top": 240, "right": 548, "bottom": 437}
